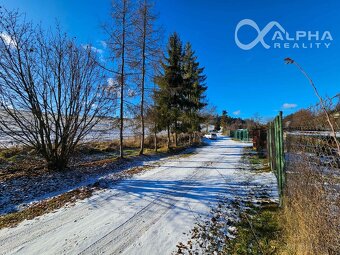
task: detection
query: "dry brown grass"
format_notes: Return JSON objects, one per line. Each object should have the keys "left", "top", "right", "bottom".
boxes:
{"left": 281, "top": 96, "right": 340, "bottom": 254}
{"left": 281, "top": 136, "right": 340, "bottom": 254}
{"left": 76, "top": 134, "right": 189, "bottom": 155}
{"left": 0, "top": 147, "right": 46, "bottom": 182}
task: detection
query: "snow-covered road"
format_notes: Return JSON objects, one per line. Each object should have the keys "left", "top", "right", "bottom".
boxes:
{"left": 0, "top": 136, "right": 276, "bottom": 255}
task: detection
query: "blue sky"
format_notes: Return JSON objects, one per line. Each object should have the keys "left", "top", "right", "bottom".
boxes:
{"left": 1, "top": 0, "right": 339, "bottom": 120}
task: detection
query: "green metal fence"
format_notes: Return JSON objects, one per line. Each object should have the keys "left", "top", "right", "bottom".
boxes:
{"left": 267, "top": 111, "right": 285, "bottom": 206}
{"left": 231, "top": 129, "right": 249, "bottom": 141}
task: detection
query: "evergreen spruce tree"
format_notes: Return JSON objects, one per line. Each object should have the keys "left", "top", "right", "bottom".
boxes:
{"left": 154, "top": 32, "right": 184, "bottom": 149}
{"left": 182, "top": 42, "right": 207, "bottom": 143}
{"left": 154, "top": 33, "right": 207, "bottom": 148}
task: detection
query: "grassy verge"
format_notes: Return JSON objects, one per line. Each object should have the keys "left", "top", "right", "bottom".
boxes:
{"left": 228, "top": 148, "right": 284, "bottom": 254}
{"left": 175, "top": 199, "right": 284, "bottom": 255}
{"left": 226, "top": 202, "right": 283, "bottom": 254}
{"left": 0, "top": 139, "right": 202, "bottom": 182}
{"left": 220, "top": 150, "right": 285, "bottom": 255}
{"left": 76, "top": 144, "right": 199, "bottom": 168}
{"left": 244, "top": 146, "right": 271, "bottom": 173}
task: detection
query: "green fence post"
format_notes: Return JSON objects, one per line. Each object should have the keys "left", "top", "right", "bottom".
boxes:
{"left": 278, "top": 111, "right": 285, "bottom": 202}
{"left": 268, "top": 122, "right": 273, "bottom": 171}
{"left": 267, "top": 113, "right": 285, "bottom": 206}
{"left": 277, "top": 115, "right": 282, "bottom": 205}
{"left": 274, "top": 116, "right": 279, "bottom": 193}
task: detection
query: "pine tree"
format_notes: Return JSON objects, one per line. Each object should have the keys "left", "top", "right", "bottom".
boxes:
{"left": 182, "top": 42, "right": 207, "bottom": 143}
{"left": 154, "top": 32, "right": 184, "bottom": 149}
{"left": 154, "top": 34, "right": 207, "bottom": 148}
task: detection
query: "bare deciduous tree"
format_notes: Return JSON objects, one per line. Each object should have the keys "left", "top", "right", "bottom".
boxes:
{"left": 134, "top": 0, "right": 162, "bottom": 155}
{"left": 0, "top": 8, "right": 111, "bottom": 170}
{"left": 105, "top": 0, "right": 135, "bottom": 158}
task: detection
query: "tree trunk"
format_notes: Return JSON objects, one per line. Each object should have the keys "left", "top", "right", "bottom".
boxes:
{"left": 47, "top": 156, "right": 68, "bottom": 171}
{"left": 119, "top": 71, "right": 124, "bottom": 158}
{"left": 139, "top": 4, "right": 147, "bottom": 155}
{"left": 119, "top": 0, "right": 127, "bottom": 159}
{"left": 154, "top": 131, "right": 158, "bottom": 152}
{"left": 139, "top": 90, "right": 145, "bottom": 155}
{"left": 167, "top": 125, "right": 171, "bottom": 150}
{"left": 174, "top": 121, "right": 178, "bottom": 147}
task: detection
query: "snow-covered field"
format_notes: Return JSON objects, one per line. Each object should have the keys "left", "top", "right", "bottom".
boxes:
{"left": 0, "top": 119, "right": 214, "bottom": 147}
{"left": 0, "top": 119, "right": 139, "bottom": 147}
{"left": 0, "top": 136, "right": 277, "bottom": 255}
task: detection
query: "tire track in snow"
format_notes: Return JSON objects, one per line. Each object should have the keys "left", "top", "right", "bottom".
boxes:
{"left": 0, "top": 154, "right": 207, "bottom": 254}
{"left": 0, "top": 160, "right": 180, "bottom": 249}
{"left": 78, "top": 161, "right": 214, "bottom": 255}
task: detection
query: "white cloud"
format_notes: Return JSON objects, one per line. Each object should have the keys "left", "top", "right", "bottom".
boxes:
{"left": 0, "top": 32, "right": 17, "bottom": 48}
{"left": 282, "top": 103, "right": 297, "bottom": 109}
{"left": 82, "top": 44, "right": 104, "bottom": 55}
{"left": 233, "top": 110, "right": 241, "bottom": 115}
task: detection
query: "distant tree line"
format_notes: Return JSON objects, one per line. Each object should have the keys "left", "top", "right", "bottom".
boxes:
{"left": 212, "top": 110, "right": 260, "bottom": 132}
{"left": 283, "top": 95, "right": 340, "bottom": 130}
